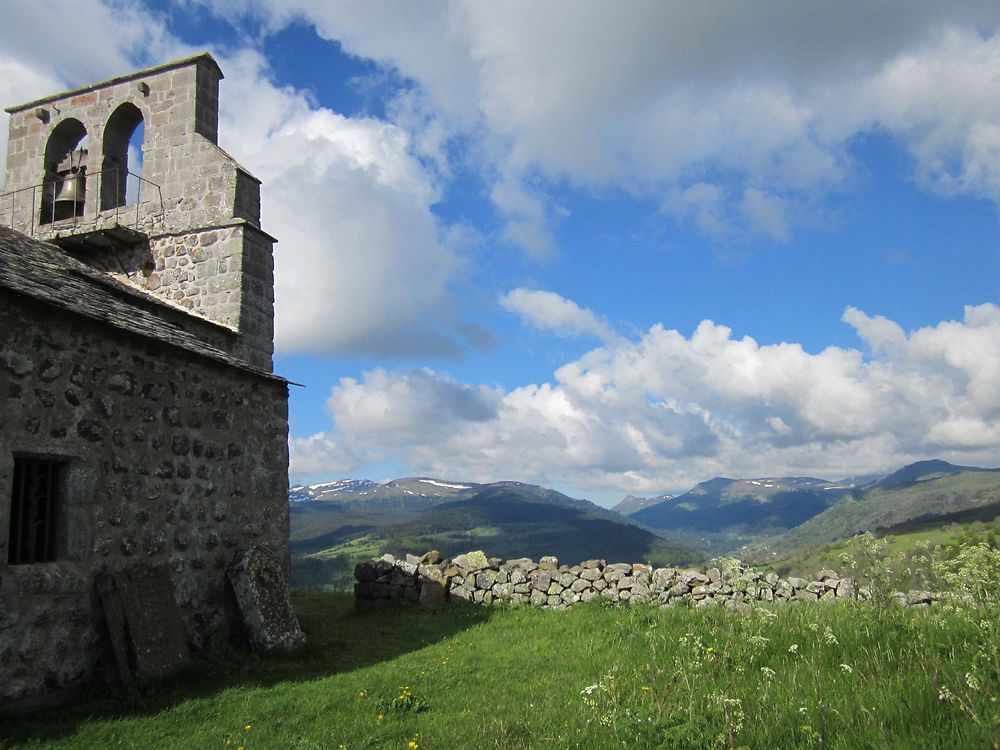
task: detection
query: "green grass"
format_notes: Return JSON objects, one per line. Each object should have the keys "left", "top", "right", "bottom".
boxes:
{"left": 765, "top": 514, "right": 1000, "bottom": 579}
{"left": 769, "top": 471, "right": 1000, "bottom": 555}
{"left": 2, "top": 589, "right": 997, "bottom": 749}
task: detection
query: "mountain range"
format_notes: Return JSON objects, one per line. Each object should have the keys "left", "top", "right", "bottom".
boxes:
{"left": 620, "top": 475, "right": 854, "bottom": 553}
{"left": 611, "top": 493, "right": 674, "bottom": 515}
{"left": 619, "top": 460, "right": 999, "bottom": 554}
{"left": 288, "top": 477, "right": 697, "bottom": 589}
{"left": 289, "top": 459, "right": 1000, "bottom": 589}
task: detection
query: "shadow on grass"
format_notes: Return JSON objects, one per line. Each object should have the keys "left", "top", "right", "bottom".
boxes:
{"left": 0, "top": 591, "right": 492, "bottom": 746}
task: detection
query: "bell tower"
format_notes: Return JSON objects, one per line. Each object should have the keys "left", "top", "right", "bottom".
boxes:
{"left": 2, "top": 54, "right": 275, "bottom": 372}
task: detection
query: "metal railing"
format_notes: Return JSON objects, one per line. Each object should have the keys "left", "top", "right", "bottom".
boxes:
{"left": 0, "top": 167, "right": 164, "bottom": 238}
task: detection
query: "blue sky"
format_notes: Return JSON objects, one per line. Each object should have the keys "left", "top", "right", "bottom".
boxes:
{"left": 3, "top": 2, "right": 1000, "bottom": 504}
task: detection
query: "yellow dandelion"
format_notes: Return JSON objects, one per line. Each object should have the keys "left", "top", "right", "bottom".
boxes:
{"left": 244, "top": 724, "right": 252, "bottom": 731}
{"left": 376, "top": 714, "right": 384, "bottom": 722}
{"left": 408, "top": 742, "right": 419, "bottom": 750}
{"left": 358, "top": 690, "right": 367, "bottom": 698}
{"left": 706, "top": 647, "right": 715, "bottom": 653}
{"left": 641, "top": 686, "right": 651, "bottom": 692}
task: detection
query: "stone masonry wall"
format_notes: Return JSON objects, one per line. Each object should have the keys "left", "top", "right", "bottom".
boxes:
{"left": 0, "top": 291, "right": 289, "bottom": 702}
{"left": 84, "top": 223, "right": 275, "bottom": 369}
{"left": 356, "top": 551, "right": 941, "bottom": 611}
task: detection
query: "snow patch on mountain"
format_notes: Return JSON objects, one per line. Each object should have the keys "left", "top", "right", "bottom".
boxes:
{"left": 418, "top": 479, "right": 472, "bottom": 490}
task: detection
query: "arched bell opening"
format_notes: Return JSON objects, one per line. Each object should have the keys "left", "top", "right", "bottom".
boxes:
{"left": 40, "top": 119, "right": 89, "bottom": 225}
{"left": 100, "top": 103, "right": 145, "bottom": 211}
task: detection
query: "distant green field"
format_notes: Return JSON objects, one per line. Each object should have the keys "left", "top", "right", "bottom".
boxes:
{"left": 764, "top": 513, "right": 1000, "bottom": 578}
{"left": 292, "top": 534, "right": 384, "bottom": 590}
{"left": 769, "top": 471, "right": 1000, "bottom": 555}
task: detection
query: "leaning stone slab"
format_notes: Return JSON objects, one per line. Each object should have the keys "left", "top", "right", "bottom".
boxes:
{"left": 97, "top": 564, "right": 190, "bottom": 686}
{"left": 229, "top": 545, "right": 305, "bottom": 651}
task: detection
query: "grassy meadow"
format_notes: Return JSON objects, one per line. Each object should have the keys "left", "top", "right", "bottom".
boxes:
{"left": 765, "top": 512, "right": 1000, "bottom": 580}
{"left": 2, "top": 543, "right": 998, "bottom": 750}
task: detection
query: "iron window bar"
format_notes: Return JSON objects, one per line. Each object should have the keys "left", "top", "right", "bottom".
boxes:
{"left": 8, "top": 457, "right": 61, "bottom": 565}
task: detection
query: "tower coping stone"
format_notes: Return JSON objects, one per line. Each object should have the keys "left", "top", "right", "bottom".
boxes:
{"left": 4, "top": 53, "right": 224, "bottom": 114}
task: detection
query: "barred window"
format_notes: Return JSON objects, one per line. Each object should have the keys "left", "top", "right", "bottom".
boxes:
{"left": 8, "top": 457, "right": 63, "bottom": 565}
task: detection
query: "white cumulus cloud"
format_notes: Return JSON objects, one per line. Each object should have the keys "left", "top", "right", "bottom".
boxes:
{"left": 0, "top": 4, "right": 480, "bottom": 358}
{"left": 189, "top": 1, "right": 1000, "bottom": 250}
{"left": 214, "top": 50, "right": 475, "bottom": 356}
{"left": 499, "top": 288, "right": 618, "bottom": 343}
{"left": 292, "top": 303, "right": 1000, "bottom": 493}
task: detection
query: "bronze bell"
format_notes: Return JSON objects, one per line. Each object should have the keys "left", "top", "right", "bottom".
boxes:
{"left": 55, "top": 167, "right": 86, "bottom": 203}
{"left": 52, "top": 148, "right": 88, "bottom": 220}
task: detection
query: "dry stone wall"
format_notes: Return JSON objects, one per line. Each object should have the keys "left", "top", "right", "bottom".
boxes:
{"left": 355, "top": 551, "right": 941, "bottom": 611}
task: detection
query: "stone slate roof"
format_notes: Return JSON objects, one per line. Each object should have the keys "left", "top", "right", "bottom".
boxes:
{"left": 0, "top": 226, "right": 283, "bottom": 383}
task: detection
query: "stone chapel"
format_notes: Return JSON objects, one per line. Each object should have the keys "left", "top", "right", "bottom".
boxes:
{"left": 0, "top": 54, "right": 293, "bottom": 705}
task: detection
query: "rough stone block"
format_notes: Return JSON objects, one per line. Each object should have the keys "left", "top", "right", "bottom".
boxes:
{"left": 419, "top": 580, "right": 447, "bottom": 609}
{"left": 529, "top": 570, "right": 552, "bottom": 592}
{"left": 463, "top": 550, "right": 489, "bottom": 573}
{"left": 538, "top": 556, "right": 559, "bottom": 570}
{"left": 97, "top": 564, "right": 190, "bottom": 685}
{"left": 228, "top": 545, "right": 305, "bottom": 651}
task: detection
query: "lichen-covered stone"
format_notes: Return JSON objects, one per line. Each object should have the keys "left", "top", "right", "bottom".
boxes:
{"left": 463, "top": 550, "right": 489, "bottom": 573}
{"left": 228, "top": 546, "right": 304, "bottom": 651}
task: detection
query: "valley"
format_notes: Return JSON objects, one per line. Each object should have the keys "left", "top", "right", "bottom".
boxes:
{"left": 289, "top": 459, "right": 1000, "bottom": 589}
